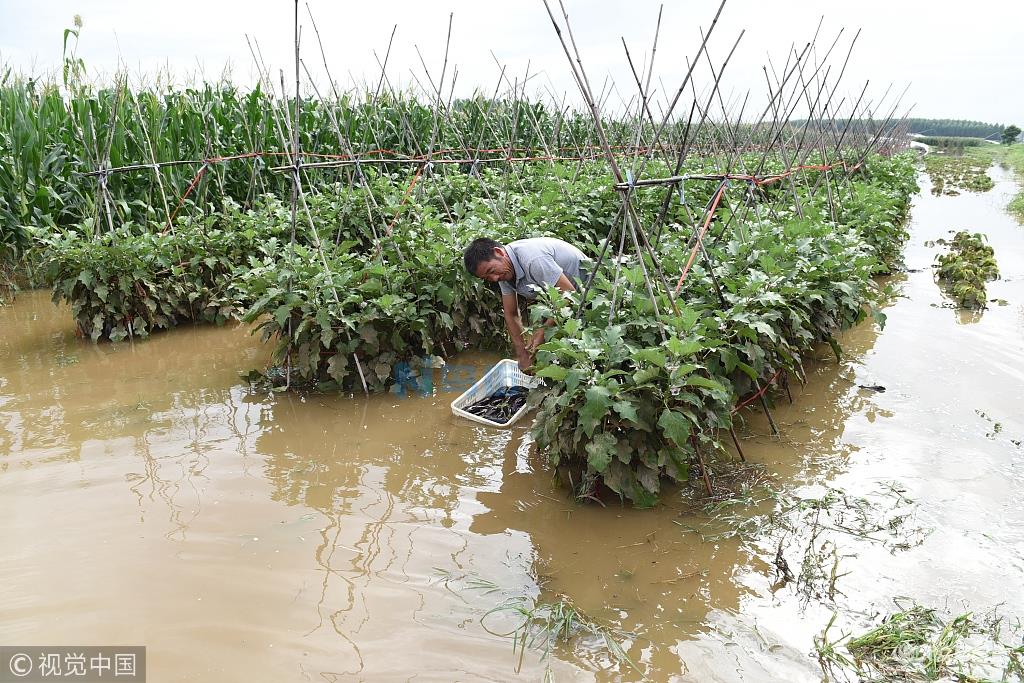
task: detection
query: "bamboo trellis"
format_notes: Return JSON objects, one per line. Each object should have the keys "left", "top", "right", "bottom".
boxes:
{"left": 75, "top": 0, "right": 911, "bottom": 438}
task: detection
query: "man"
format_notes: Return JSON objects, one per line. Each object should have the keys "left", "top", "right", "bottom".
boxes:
{"left": 463, "top": 236, "right": 590, "bottom": 371}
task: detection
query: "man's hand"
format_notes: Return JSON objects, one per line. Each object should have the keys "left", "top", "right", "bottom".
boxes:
{"left": 525, "top": 327, "right": 546, "bottom": 353}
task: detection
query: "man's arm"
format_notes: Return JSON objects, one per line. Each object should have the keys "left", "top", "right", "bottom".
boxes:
{"left": 553, "top": 272, "right": 577, "bottom": 294}
{"left": 525, "top": 272, "right": 576, "bottom": 352}
{"left": 501, "top": 293, "right": 533, "bottom": 371}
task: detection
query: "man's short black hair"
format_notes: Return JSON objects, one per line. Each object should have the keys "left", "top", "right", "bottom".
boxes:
{"left": 463, "top": 237, "right": 503, "bottom": 274}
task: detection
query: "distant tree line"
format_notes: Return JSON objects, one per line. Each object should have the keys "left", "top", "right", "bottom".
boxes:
{"left": 913, "top": 136, "right": 986, "bottom": 148}
{"left": 789, "top": 118, "right": 1011, "bottom": 140}
{"left": 904, "top": 119, "right": 1006, "bottom": 138}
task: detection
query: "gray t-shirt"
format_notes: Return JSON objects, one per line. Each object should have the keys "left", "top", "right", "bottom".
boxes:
{"left": 498, "top": 237, "right": 589, "bottom": 300}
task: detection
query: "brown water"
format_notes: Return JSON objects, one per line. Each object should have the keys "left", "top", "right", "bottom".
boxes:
{"left": 2, "top": 166, "right": 1023, "bottom": 682}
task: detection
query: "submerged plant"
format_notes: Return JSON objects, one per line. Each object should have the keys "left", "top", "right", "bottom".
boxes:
{"left": 683, "top": 481, "right": 930, "bottom": 608}
{"left": 935, "top": 231, "right": 999, "bottom": 310}
{"left": 923, "top": 154, "right": 995, "bottom": 195}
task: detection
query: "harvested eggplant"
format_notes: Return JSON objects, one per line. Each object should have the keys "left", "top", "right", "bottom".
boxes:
{"left": 464, "top": 385, "right": 529, "bottom": 424}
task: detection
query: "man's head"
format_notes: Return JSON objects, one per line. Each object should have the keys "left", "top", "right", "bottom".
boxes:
{"left": 463, "top": 237, "right": 515, "bottom": 283}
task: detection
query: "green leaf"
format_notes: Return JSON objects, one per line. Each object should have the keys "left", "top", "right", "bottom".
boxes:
{"left": 273, "top": 304, "right": 292, "bottom": 329}
{"left": 536, "top": 365, "right": 568, "bottom": 381}
{"left": 436, "top": 284, "right": 454, "bottom": 306}
{"left": 632, "top": 348, "right": 667, "bottom": 367}
{"left": 669, "top": 363, "right": 698, "bottom": 381}
{"left": 242, "top": 293, "right": 276, "bottom": 322}
{"left": 666, "top": 338, "right": 702, "bottom": 356}
{"left": 685, "top": 375, "right": 728, "bottom": 393}
{"left": 612, "top": 400, "right": 638, "bottom": 423}
{"left": 585, "top": 432, "right": 616, "bottom": 473}
{"left": 632, "top": 366, "right": 661, "bottom": 385}
{"left": 636, "top": 464, "right": 660, "bottom": 493}
{"left": 316, "top": 309, "right": 335, "bottom": 348}
{"left": 658, "top": 409, "right": 692, "bottom": 446}
{"left": 721, "top": 347, "right": 738, "bottom": 372}
{"left": 827, "top": 336, "right": 843, "bottom": 361}
{"left": 750, "top": 320, "right": 778, "bottom": 341}
{"left": 564, "top": 368, "right": 586, "bottom": 394}
{"left": 736, "top": 361, "right": 758, "bottom": 381}
{"left": 358, "top": 324, "right": 379, "bottom": 346}
{"left": 676, "top": 307, "right": 701, "bottom": 331}
{"left": 873, "top": 308, "right": 887, "bottom": 329}
{"left": 579, "top": 385, "right": 612, "bottom": 436}
{"left": 359, "top": 278, "right": 383, "bottom": 294}
{"left": 601, "top": 460, "right": 632, "bottom": 496}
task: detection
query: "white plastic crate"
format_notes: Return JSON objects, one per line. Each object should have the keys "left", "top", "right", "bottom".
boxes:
{"left": 451, "top": 359, "right": 543, "bottom": 427}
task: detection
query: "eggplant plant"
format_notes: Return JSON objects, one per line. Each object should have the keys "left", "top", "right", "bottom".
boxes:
{"left": 935, "top": 231, "right": 999, "bottom": 309}
{"left": 38, "top": 151, "right": 918, "bottom": 504}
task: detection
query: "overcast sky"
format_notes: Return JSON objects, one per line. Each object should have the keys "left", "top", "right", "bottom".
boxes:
{"left": 1, "top": 0, "right": 1021, "bottom": 125}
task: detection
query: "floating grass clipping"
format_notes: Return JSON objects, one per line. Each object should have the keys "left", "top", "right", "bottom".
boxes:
{"left": 434, "top": 568, "right": 637, "bottom": 676}
{"left": 814, "top": 601, "right": 1024, "bottom": 682}
{"left": 481, "top": 594, "right": 638, "bottom": 675}
{"left": 680, "top": 481, "right": 931, "bottom": 607}
{"left": 935, "top": 231, "right": 999, "bottom": 309}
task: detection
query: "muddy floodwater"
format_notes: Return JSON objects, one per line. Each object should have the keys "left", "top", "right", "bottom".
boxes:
{"left": 2, "top": 166, "right": 1024, "bottom": 682}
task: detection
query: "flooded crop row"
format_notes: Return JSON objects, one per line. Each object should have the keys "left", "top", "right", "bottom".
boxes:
{"left": 2, "top": 164, "right": 1023, "bottom": 680}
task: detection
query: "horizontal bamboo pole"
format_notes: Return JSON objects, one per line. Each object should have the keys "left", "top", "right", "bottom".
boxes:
{"left": 79, "top": 144, "right": 717, "bottom": 178}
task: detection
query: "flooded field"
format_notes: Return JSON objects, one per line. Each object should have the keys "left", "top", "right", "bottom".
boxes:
{"left": 2, "top": 165, "right": 1023, "bottom": 681}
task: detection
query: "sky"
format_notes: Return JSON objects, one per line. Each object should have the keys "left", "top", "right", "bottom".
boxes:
{"left": 0, "top": 0, "right": 1021, "bottom": 125}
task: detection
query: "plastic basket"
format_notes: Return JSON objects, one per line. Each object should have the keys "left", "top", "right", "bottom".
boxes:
{"left": 451, "top": 359, "right": 543, "bottom": 427}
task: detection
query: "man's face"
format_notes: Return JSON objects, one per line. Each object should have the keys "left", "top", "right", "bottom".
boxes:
{"left": 473, "top": 248, "right": 515, "bottom": 283}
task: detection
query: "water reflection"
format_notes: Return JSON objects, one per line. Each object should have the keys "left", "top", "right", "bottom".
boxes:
{"left": 1, "top": 296, "right": 553, "bottom": 679}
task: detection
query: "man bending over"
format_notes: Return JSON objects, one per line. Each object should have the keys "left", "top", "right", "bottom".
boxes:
{"left": 463, "top": 236, "right": 590, "bottom": 371}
